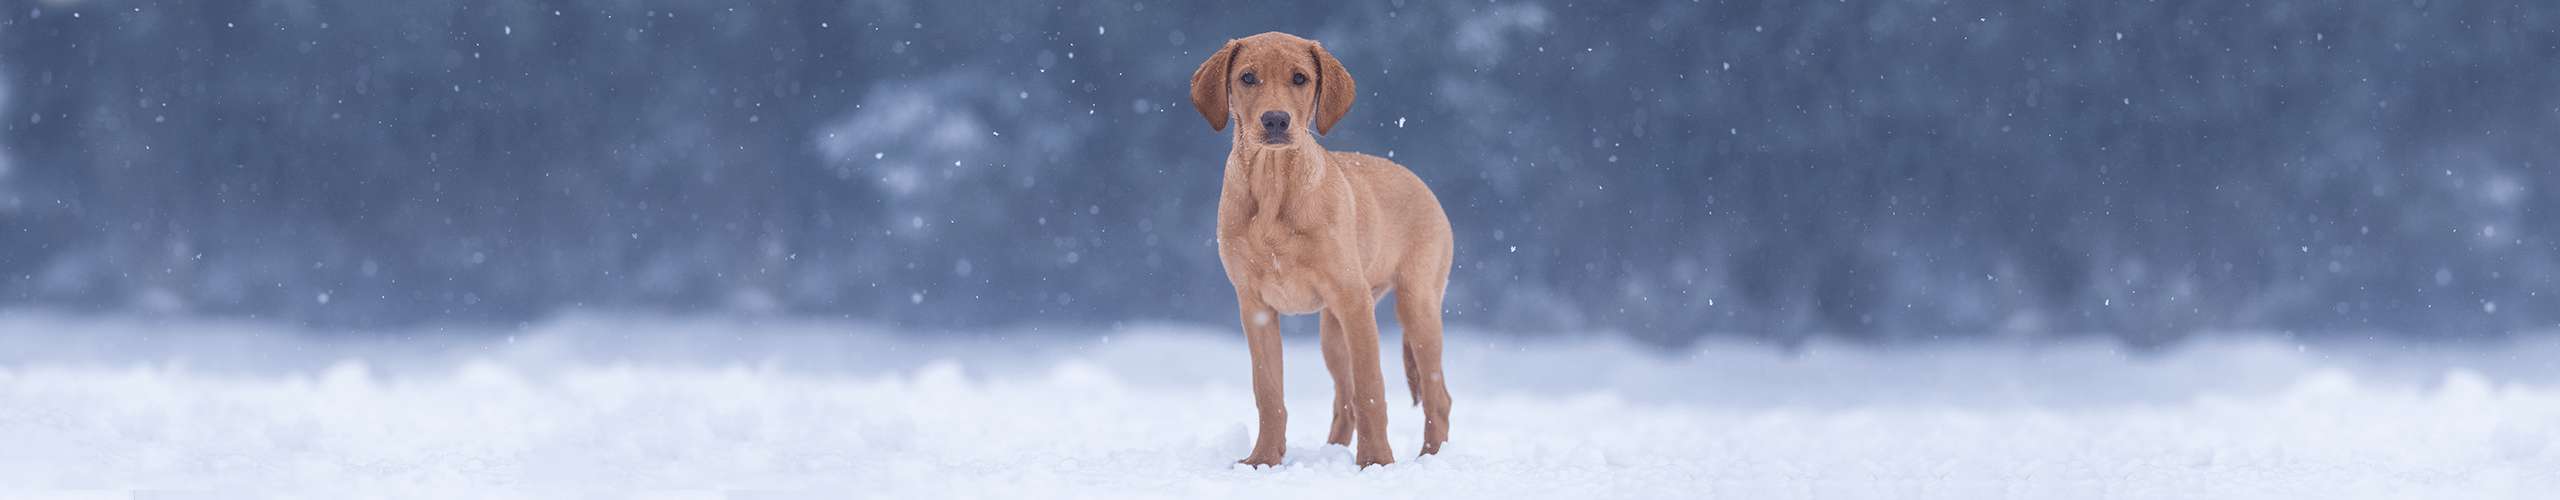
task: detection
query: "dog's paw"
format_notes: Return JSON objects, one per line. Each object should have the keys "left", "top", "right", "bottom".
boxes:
{"left": 1353, "top": 438, "right": 1397, "bottom": 468}
{"left": 1236, "top": 452, "right": 1286, "bottom": 468}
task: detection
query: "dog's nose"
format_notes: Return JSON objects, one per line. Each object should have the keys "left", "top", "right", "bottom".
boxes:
{"left": 1260, "top": 111, "right": 1291, "bottom": 132}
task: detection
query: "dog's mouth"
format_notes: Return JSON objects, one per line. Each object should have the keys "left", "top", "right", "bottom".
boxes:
{"left": 1258, "top": 132, "right": 1293, "bottom": 146}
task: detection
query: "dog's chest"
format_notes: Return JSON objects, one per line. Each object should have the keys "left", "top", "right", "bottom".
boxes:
{"left": 1220, "top": 152, "right": 1334, "bottom": 314}
{"left": 1228, "top": 209, "right": 1330, "bottom": 313}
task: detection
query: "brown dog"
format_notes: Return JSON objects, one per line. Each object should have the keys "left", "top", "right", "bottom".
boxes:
{"left": 1190, "top": 32, "right": 1454, "bottom": 468}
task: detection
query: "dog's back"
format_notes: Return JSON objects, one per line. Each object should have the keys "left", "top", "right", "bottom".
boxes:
{"left": 1329, "top": 151, "right": 1453, "bottom": 288}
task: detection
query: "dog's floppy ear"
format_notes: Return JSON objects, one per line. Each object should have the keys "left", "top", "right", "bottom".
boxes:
{"left": 1190, "top": 39, "right": 1243, "bottom": 131}
{"left": 1310, "top": 42, "right": 1356, "bottom": 136}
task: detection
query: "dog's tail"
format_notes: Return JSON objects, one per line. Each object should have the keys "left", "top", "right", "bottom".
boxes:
{"left": 1402, "top": 341, "right": 1421, "bottom": 406}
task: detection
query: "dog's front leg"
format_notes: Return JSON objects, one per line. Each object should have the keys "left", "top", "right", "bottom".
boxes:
{"left": 1324, "top": 284, "right": 1395, "bottom": 467}
{"left": 1235, "top": 296, "right": 1288, "bottom": 467}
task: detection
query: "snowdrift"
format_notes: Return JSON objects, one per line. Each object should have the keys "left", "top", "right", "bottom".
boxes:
{"left": 2, "top": 313, "right": 2555, "bottom": 499}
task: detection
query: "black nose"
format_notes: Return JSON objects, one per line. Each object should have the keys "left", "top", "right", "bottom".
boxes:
{"left": 1260, "top": 111, "right": 1291, "bottom": 132}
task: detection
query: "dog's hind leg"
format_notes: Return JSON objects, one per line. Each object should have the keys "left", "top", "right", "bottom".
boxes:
{"left": 1395, "top": 278, "right": 1452, "bottom": 456}
{"left": 1402, "top": 339, "right": 1420, "bottom": 405}
{"left": 1319, "top": 310, "right": 1358, "bottom": 446}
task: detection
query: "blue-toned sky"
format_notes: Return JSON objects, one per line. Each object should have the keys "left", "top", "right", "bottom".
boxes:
{"left": 2, "top": 0, "right": 2555, "bottom": 345}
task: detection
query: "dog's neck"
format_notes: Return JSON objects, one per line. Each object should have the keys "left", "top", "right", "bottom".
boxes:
{"left": 1228, "top": 141, "right": 1325, "bottom": 215}
{"left": 1228, "top": 137, "right": 1325, "bottom": 185}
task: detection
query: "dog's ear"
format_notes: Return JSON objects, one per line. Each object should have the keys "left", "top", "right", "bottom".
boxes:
{"left": 1310, "top": 42, "right": 1356, "bottom": 136}
{"left": 1190, "top": 39, "right": 1243, "bottom": 132}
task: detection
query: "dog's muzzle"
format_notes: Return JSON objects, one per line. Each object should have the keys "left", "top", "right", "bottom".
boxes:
{"left": 1259, "top": 111, "right": 1293, "bottom": 145}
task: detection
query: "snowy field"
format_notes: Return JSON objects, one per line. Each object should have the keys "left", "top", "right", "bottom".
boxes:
{"left": 3, "top": 313, "right": 2558, "bottom": 499}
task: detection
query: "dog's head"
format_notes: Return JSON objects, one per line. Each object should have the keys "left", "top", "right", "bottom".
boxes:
{"left": 1190, "top": 32, "right": 1356, "bottom": 148}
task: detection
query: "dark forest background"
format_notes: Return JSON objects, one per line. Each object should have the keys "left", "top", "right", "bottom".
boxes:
{"left": 3, "top": 0, "right": 2557, "bottom": 346}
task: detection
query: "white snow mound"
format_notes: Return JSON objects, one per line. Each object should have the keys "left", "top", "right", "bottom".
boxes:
{"left": 2, "top": 313, "right": 2557, "bottom": 499}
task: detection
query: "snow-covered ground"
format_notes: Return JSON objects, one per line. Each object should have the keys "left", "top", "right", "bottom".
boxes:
{"left": 3, "top": 313, "right": 2557, "bottom": 499}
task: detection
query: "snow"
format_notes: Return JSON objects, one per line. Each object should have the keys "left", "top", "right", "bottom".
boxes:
{"left": 3, "top": 313, "right": 2558, "bottom": 499}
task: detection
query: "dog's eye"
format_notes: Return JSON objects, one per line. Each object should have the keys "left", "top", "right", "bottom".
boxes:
{"left": 1240, "top": 73, "right": 1259, "bottom": 86}
{"left": 1292, "top": 73, "right": 1308, "bottom": 86}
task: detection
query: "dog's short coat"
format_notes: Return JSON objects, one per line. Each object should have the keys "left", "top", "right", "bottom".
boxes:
{"left": 1191, "top": 32, "right": 1454, "bottom": 468}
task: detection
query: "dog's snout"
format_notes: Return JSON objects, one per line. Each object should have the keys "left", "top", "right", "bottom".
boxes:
{"left": 1259, "top": 111, "right": 1291, "bottom": 132}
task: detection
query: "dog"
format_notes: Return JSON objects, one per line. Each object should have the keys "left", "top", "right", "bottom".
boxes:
{"left": 1190, "top": 32, "right": 1454, "bottom": 468}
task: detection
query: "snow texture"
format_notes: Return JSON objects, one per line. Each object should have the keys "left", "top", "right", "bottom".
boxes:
{"left": 4, "top": 313, "right": 2557, "bottom": 499}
